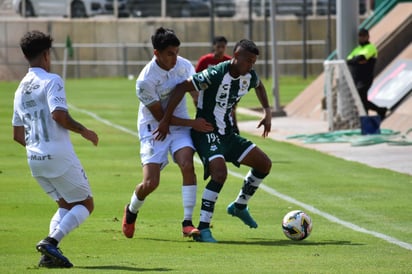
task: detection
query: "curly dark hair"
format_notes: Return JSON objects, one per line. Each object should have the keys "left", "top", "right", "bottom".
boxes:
{"left": 151, "top": 27, "right": 180, "bottom": 51}
{"left": 233, "top": 39, "right": 259, "bottom": 56}
{"left": 20, "top": 30, "right": 53, "bottom": 61}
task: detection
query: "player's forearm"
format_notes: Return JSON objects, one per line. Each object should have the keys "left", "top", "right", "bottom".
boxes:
{"left": 52, "top": 110, "right": 88, "bottom": 135}
{"left": 13, "top": 127, "right": 26, "bottom": 147}
{"left": 170, "top": 116, "right": 194, "bottom": 127}
{"left": 54, "top": 112, "right": 98, "bottom": 145}
{"left": 255, "top": 85, "right": 271, "bottom": 110}
{"left": 162, "top": 81, "right": 191, "bottom": 124}
{"left": 62, "top": 114, "right": 86, "bottom": 133}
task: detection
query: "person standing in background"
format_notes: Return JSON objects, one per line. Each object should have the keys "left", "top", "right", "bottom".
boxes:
{"left": 347, "top": 28, "right": 387, "bottom": 120}
{"left": 195, "top": 36, "right": 232, "bottom": 73}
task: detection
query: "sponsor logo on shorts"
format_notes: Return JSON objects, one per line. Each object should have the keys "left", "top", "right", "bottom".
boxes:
{"left": 210, "top": 144, "right": 218, "bottom": 152}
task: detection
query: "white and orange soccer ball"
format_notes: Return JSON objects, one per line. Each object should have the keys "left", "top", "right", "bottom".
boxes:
{"left": 282, "top": 210, "right": 313, "bottom": 241}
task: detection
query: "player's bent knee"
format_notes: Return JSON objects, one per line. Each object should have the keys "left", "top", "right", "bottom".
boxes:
{"left": 263, "top": 157, "right": 272, "bottom": 173}
{"left": 83, "top": 197, "right": 94, "bottom": 214}
{"left": 254, "top": 154, "right": 272, "bottom": 174}
{"left": 178, "top": 160, "right": 195, "bottom": 173}
{"left": 211, "top": 169, "right": 227, "bottom": 183}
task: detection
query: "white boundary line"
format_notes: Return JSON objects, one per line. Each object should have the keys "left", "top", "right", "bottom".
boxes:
{"left": 70, "top": 104, "right": 412, "bottom": 251}
{"left": 228, "top": 169, "right": 412, "bottom": 251}
{"left": 69, "top": 104, "right": 138, "bottom": 137}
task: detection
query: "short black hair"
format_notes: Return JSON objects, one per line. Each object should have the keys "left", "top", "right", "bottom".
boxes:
{"left": 233, "top": 39, "right": 259, "bottom": 55}
{"left": 151, "top": 27, "right": 180, "bottom": 51}
{"left": 213, "top": 36, "right": 227, "bottom": 45}
{"left": 358, "top": 28, "right": 369, "bottom": 36}
{"left": 20, "top": 30, "right": 53, "bottom": 61}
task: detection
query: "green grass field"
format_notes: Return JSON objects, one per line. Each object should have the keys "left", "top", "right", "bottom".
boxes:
{"left": 0, "top": 78, "right": 411, "bottom": 273}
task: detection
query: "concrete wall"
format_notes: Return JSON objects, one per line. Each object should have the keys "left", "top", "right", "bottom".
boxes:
{"left": 0, "top": 16, "right": 336, "bottom": 80}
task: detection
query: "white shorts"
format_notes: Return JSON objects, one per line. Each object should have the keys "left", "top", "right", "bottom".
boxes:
{"left": 140, "top": 129, "right": 194, "bottom": 170}
{"left": 34, "top": 163, "right": 92, "bottom": 203}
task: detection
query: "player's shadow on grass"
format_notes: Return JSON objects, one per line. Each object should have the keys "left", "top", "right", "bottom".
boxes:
{"left": 77, "top": 265, "right": 172, "bottom": 271}
{"left": 142, "top": 237, "right": 363, "bottom": 247}
{"left": 218, "top": 238, "right": 364, "bottom": 246}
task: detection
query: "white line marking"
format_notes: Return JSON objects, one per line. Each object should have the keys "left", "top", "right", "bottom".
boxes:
{"left": 228, "top": 169, "right": 412, "bottom": 251}
{"left": 71, "top": 104, "right": 412, "bottom": 251}
{"left": 69, "top": 104, "right": 138, "bottom": 137}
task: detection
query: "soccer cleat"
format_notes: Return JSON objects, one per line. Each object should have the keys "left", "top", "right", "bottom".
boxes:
{"left": 38, "top": 254, "right": 60, "bottom": 268}
{"left": 182, "top": 225, "right": 200, "bottom": 237}
{"left": 227, "top": 202, "right": 258, "bottom": 228}
{"left": 36, "top": 239, "right": 73, "bottom": 268}
{"left": 122, "top": 204, "right": 137, "bottom": 238}
{"left": 193, "top": 228, "right": 217, "bottom": 243}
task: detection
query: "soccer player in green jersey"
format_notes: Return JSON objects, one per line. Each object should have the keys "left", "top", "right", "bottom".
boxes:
{"left": 156, "top": 39, "right": 272, "bottom": 242}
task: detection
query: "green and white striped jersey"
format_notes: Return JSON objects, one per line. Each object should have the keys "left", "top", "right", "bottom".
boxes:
{"left": 191, "top": 60, "right": 259, "bottom": 135}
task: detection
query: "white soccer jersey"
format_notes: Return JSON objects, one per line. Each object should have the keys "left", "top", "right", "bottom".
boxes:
{"left": 136, "top": 56, "right": 195, "bottom": 139}
{"left": 12, "top": 67, "right": 79, "bottom": 177}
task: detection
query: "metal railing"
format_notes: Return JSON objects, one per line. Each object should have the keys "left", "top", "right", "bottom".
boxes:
{"left": 1, "top": 39, "right": 327, "bottom": 79}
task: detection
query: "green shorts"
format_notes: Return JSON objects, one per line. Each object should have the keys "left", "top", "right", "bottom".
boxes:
{"left": 191, "top": 130, "right": 255, "bottom": 180}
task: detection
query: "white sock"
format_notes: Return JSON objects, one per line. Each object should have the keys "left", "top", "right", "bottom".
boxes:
{"left": 199, "top": 188, "right": 219, "bottom": 224}
{"left": 129, "top": 192, "right": 144, "bottom": 214}
{"left": 49, "top": 205, "right": 90, "bottom": 242}
{"left": 49, "top": 208, "right": 69, "bottom": 234}
{"left": 182, "top": 185, "right": 197, "bottom": 221}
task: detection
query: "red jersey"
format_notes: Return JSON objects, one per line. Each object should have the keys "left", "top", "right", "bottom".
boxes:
{"left": 195, "top": 53, "right": 232, "bottom": 72}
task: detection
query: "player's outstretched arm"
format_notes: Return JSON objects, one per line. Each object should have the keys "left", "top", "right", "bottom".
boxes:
{"left": 255, "top": 81, "right": 272, "bottom": 138}
{"left": 148, "top": 102, "right": 213, "bottom": 138}
{"left": 52, "top": 110, "right": 99, "bottom": 146}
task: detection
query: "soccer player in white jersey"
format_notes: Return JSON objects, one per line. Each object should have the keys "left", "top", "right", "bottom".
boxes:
{"left": 12, "top": 31, "right": 99, "bottom": 267}
{"left": 122, "top": 27, "right": 213, "bottom": 239}
{"left": 156, "top": 39, "right": 272, "bottom": 242}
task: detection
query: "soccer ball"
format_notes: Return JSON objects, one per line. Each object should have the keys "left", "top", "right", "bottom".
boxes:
{"left": 282, "top": 210, "right": 312, "bottom": 241}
